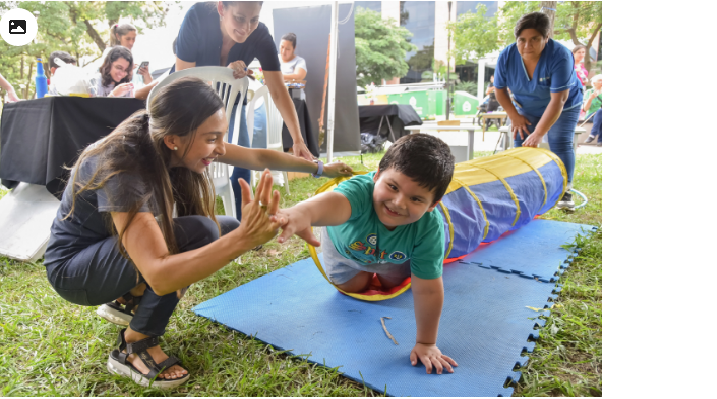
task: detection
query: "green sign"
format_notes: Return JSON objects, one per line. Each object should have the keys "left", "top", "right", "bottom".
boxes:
{"left": 387, "top": 90, "right": 447, "bottom": 119}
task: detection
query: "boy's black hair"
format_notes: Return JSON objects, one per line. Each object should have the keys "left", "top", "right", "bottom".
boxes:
{"left": 378, "top": 134, "right": 455, "bottom": 203}
{"left": 49, "top": 51, "right": 76, "bottom": 69}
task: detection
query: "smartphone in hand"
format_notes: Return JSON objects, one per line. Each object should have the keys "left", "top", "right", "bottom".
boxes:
{"left": 138, "top": 61, "right": 149, "bottom": 70}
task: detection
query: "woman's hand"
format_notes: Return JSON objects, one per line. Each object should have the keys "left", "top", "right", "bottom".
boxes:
{"left": 111, "top": 83, "right": 133, "bottom": 97}
{"left": 137, "top": 64, "right": 151, "bottom": 79}
{"left": 322, "top": 162, "right": 353, "bottom": 178}
{"left": 7, "top": 90, "right": 20, "bottom": 102}
{"left": 292, "top": 142, "right": 314, "bottom": 162}
{"left": 510, "top": 113, "right": 532, "bottom": 140}
{"left": 521, "top": 131, "right": 545, "bottom": 148}
{"left": 589, "top": 91, "right": 599, "bottom": 100}
{"left": 236, "top": 169, "right": 283, "bottom": 249}
{"left": 228, "top": 60, "right": 254, "bottom": 79}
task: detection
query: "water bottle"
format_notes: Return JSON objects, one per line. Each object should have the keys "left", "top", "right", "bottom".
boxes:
{"left": 35, "top": 58, "right": 48, "bottom": 99}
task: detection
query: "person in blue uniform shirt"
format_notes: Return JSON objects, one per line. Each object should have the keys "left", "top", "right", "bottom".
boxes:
{"left": 175, "top": 1, "right": 314, "bottom": 220}
{"left": 493, "top": 12, "right": 583, "bottom": 211}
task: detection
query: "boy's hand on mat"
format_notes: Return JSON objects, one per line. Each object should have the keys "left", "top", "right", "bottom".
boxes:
{"left": 410, "top": 343, "right": 458, "bottom": 374}
{"left": 322, "top": 162, "right": 354, "bottom": 178}
{"left": 274, "top": 209, "right": 320, "bottom": 246}
{"left": 236, "top": 170, "right": 282, "bottom": 249}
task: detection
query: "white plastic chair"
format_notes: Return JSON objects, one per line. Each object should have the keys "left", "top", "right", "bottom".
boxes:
{"left": 147, "top": 67, "right": 249, "bottom": 218}
{"left": 0, "top": 183, "right": 61, "bottom": 262}
{"left": 245, "top": 84, "right": 290, "bottom": 194}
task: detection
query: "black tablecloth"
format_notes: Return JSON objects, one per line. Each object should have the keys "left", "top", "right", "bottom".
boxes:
{"left": 358, "top": 104, "right": 422, "bottom": 141}
{"left": 0, "top": 97, "right": 146, "bottom": 198}
{"left": 282, "top": 97, "right": 319, "bottom": 157}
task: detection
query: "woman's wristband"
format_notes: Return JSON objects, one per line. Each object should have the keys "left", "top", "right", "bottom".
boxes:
{"left": 311, "top": 159, "right": 323, "bottom": 178}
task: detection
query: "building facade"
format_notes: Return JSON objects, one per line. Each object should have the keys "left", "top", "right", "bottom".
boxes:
{"left": 355, "top": 1, "right": 499, "bottom": 85}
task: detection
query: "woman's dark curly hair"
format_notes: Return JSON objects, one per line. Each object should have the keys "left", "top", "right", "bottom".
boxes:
{"left": 514, "top": 12, "right": 551, "bottom": 39}
{"left": 100, "top": 46, "right": 133, "bottom": 87}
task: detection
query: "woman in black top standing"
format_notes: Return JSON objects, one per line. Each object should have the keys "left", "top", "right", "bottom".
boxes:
{"left": 175, "top": 1, "right": 314, "bottom": 220}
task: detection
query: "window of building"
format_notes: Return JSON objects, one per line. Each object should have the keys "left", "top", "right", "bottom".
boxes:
{"left": 456, "top": 1, "right": 498, "bottom": 19}
{"left": 354, "top": 1, "right": 382, "bottom": 13}
{"left": 400, "top": 1, "right": 436, "bottom": 83}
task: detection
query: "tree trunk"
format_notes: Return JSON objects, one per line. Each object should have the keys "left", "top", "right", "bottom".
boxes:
{"left": 84, "top": 20, "right": 107, "bottom": 52}
{"left": 25, "top": 60, "right": 34, "bottom": 100}
{"left": 540, "top": 1, "right": 557, "bottom": 39}
{"left": 583, "top": 24, "right": 601, "bottom": 74}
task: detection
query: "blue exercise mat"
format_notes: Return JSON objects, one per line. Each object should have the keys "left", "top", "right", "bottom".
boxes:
{"left": 194, "top": 260, "right": 560, "bottom": 396}
{"left": 460, "top": 219, "right": 597, "bottom": 282}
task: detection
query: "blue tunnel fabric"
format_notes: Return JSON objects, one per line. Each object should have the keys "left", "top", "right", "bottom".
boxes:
{"left": 440, "top": 147, "right": 566, "bottom": 258}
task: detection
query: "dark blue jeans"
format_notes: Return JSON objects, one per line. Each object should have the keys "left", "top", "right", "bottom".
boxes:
{"left": 514, "top": 106, "right": 581, "bottom": 184}
{"left": 590, "top": 108, "right": 602, "bottom": 143}
{"left": 45, "top": 216, "right": 240, "bottom": 336}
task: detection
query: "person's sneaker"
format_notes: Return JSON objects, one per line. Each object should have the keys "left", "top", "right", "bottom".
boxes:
{"left": 556, "top": 192, "right": 575, "bottom": 212}
{"left": 584, "top": 135, "right": 596, "bottom": 144}
{"left": 97, "top": 301, "right": 133, "bottom": 326}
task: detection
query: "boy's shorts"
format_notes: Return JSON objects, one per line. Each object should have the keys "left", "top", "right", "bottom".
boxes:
{"left": 320, "top": 227, "right": 411, "bottom": 286}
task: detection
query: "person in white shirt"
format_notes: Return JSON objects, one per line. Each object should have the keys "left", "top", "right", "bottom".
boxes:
{"left": 279, "top": 33, "right": 307, "bottom": 81}
{"left": 90, "top": 46, "right": 134, "bottom": 98}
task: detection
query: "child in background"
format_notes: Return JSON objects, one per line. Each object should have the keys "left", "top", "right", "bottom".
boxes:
{"left": 276, "top": 134, "right": 459, "bottom": 374}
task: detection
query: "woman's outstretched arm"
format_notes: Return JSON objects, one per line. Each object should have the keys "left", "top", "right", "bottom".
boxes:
{"left": 112, "top": 170, "right": 282, "bottom": 296}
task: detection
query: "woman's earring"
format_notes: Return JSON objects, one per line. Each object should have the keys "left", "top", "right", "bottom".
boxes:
{"left": 173, "top": 146, "right": 178, "bottom": 151}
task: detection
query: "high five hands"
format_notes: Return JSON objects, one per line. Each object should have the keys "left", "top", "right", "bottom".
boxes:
{"left": 236, "top": 169, "right": 284, "bottom": 249}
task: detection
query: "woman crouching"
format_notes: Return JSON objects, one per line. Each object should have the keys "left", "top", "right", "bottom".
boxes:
{"left": 43, "top": 77, "right": 344, "bottom": 388}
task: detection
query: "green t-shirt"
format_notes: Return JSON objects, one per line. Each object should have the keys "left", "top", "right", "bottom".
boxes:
{"left": 583, "top": 88, "right": 602, "bottom": 116}
{"left": 327, "top": 172, "right": 445, "bottom": 280}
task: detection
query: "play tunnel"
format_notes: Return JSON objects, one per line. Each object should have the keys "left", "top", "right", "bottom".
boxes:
{"left": 308, "top": 147, "right": 567, "bottom": 300}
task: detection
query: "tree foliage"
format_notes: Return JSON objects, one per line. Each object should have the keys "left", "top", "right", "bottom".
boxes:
{"left": 354, "top": 6, "right": 416, "bottom": 87}
{"left": 0, "top": 1, "right": 171, "bottom": 100}
{"left": 447, "top": 4, "right": 500, "bottom": 66}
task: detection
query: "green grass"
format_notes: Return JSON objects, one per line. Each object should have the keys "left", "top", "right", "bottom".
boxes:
{"left": 0, "top": 151, "right": 601, "bottom": 396}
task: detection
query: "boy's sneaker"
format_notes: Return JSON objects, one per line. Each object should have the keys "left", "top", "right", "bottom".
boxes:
{"left": 584, "top": 135, "right": 596, "bottom": 144}
{"left": 556, "top": 192, "right": 575, "bottom": 212}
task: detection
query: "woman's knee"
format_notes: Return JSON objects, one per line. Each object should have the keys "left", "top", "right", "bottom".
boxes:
{"left": 217, "top": 215, "right": 240, "bottom": 235}
{"left": 173, "top": 216, "right": 222, "bottom": 251}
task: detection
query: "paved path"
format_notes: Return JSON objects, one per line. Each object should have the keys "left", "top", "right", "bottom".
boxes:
{"left": 464, "top": 130, "right": 602, "bottom": 155}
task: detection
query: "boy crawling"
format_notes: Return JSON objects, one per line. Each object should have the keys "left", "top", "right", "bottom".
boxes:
{"left": 276, "top": 134, "right": 458, "bottom": 374}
